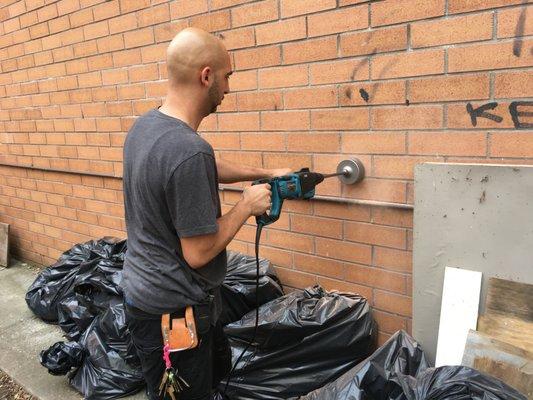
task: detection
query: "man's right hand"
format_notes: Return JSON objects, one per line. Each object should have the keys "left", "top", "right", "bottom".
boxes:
{"left": 241, "top": 183, "right": 272, "bottom": 216}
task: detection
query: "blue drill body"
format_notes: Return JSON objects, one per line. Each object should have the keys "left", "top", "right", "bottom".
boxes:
{"left": 252, "top": 168, "right": 325, "bottom": 226}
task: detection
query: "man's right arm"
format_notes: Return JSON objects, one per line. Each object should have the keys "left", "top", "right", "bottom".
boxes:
{"left": 180, "top": 183, "right": 271, "bottom": 269}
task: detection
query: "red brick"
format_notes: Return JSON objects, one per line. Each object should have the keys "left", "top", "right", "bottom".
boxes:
{"left": 372, "top": 0, "right": 445, "bottom": 27}
{"left": 346, "top": 264, "right": 406, "bottom": 293}
{"left": 232, "top": 0, "right": 278, "bottom": 28}
{"left": 118, "top": 84, "right": 145, "bottom": 100}
{"left": 218, "top": 112, "right": 259, "bottom": 131}
{"left": 73, "top": 40, "right": 98, "bottom": 57}
{"left": 342, "top": 132, "right": 405, "bottom": 154}
{"left": 237, "top": 91, "right": 282, "bottom": 111}
{"left": 83, "top": 20, "right": 109, "bottom": 40}
{"left": 374, "top": 247, "right": 412, "bottom": 273}
{"left": 275, "top": 267, "right": 317, "bottom": 289}
{"left": 316, "top": 237, "right": 371, "bottom": 264}
{"left": 280, "top": 0, "right": 336, "bottom": 18}
{"left": 310, "top": 59, "right": 369, "bottom": 84}
{"left": 234, "top": 45, "right": 281, "bottom": 70}
{"left": 170, "top": 0, "right": 207, "bottom": 18}
{"left": 189, "top": 10, "right": 231, "bottom": 32}
{"left": 109, "top": 13, "right": 138, "bottom": 34}
{"left": 154, "top": 20, "right": 189, "bottom": 43}
{"left": 29, "top": 21, "right": 49, "bottom": 38}
{"left": 490, "top": 132, "right": 533, "bottom": 158}
{"left": 372, "top": 106, "right": 443, "bottom": 130}
{"left": 119, "top": 0, "right": 149, "bottom": 13}
{"left": 263, "top": 152, "right": 311, "bottom": 171}
{"left": 343, "top": 178, "right": 407, "bottom": 203}
{"left": 347, "top": 220, "right": 406, "bottom": 247}
{"left": 314, "top": 201, "right": 370, "bottom": 222}
{"left": 93, "top": 0, "right": 120, "bottom": 21}
{"left": 374, "top": 310, "right": 407, "bottom": 333}
{"left": 311, "top": 108, "right": 369, "bottom": 130}
{"left": 412, "top": 13, "right": 493, "bottom": 48}
{"left": 69, "top": 8, "right": 93, "bottom": 28}
{"left": 255, "top": 17, "right": 306, "bottom": 46}
{"left": 448, "top": 40, "right": 533, "bottom": 73}
{"left": 261, "top": 110, "right": 310, "bottom": 131}
{"left": 57, "top": 0, "right": 80, "bottom": 16}
{"left": 340, "top": 25, "right": 407, "bottom": 57}
{"left": 113, "top": 49, "right": 142, "bottom": 67}
{"left": 371, "top": 49, "right": 444, "bottom": 79}
{"left": 449, "top": 0, "right": 523, "bottom": 14}
{"left": 308, "top": 6, "right": 367, "bottom": 37}
{"left": 498, "top": 6, "right": 533, "bottom": 39}
{"left": 373, "top": 155, "right": 444, "bottom": 179}
{"left": 292, "top": 214, "right": 343, "bottom": 239}
{"left": 447, "top": 102, "right": 514, "bottom": 129}
{"left": 374, "top": 290, "right": 412, "bottom": 317}
{"left": 283, "top": 36, "right": 337, "bottom": 65}
{"left": 102, "top": 68, "right": 128, "bottom": 85}
{"left": 258, "top": 65, "right": 308, "bottom": 89}
{"left": 409, "top": 132, "right": 487, "bottom": 157}
{"left": 340, "top": 81, "right": 405, "bottom": 106}
{"left": 286, "top": 132, "right": 340, "bottom": 152}
{"left": 409, "top": 74, "right": 489, "bottom": 103}
{"left": 228, "top": 70, "right": 257, "bottom": 91}
{"left": 293, "top": 253, "right": 344, "bottom": 279}
{"left": 284, "top": 87, "right": 337, "bottom": 109}
{"left": 218, "top": 27, "right": 255, "bottom": 50}
{"left": 494, "top": 71, "right": 533, "bottom": 99}
{"left": 264, "top": 230, "right": 314, "bottom": 253}
{"left": 124, "top": 27, "right": 154, "bottom": 48}
{"left": 238, "top": 133, "right": 283, "bottom": 151}
{"left": 137, "top": 3, "right": 170, "bottom": 27}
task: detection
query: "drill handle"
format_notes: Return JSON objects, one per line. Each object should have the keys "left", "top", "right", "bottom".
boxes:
{"left": 253, "top": 178, "right": 282, "bottom": 226}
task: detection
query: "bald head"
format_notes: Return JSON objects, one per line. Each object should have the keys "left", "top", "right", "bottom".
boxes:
{"left": 166, "top": 28, "right": 229, "bottom": 86}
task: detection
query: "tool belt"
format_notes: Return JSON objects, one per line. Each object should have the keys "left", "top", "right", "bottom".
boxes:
{"left": 160, "top": 297, "right": 213, "bottom": 352}
{"left": 161, "top": 306, "right": 198, "bottom": 352}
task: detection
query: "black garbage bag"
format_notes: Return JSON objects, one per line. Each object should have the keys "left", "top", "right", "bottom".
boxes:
{"left": 299, "top": 330, "right": 429, "bottom": 400}
{"left": 402, "top": 365, "right": 527, "bottom": 400}
{"left": 219, "top": 251, "right": 284, "bottom": 326}
{"left": 69, "top": 298, "right": 144, "bottom": 399}
{"left": 25, "top": 237, "right": 126, "bottom": 323}
{"left": 40, "top": 341, "right": 85, "bottom": 376}
{"left": 220, "top": 285, "right": 376, "bottom": 400}
{"left": 300, "top": 330, "right": 526, "bottom": 400}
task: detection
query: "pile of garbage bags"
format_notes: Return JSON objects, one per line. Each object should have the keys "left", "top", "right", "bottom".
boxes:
{"left": 219, "top": 286, "right": 376, "bottom": 400}
{"left": 26, "top": 239, "right": 287, "bottom": 399}
{"left": 300, "top": 330, "right": 526, "bottom": 400}
{"left": 27, "top": 237, "right": 526, "bottom": 400}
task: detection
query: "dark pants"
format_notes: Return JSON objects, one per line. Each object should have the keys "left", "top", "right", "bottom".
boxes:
{"left": 125, "top": 303, "right": 232, "bottom": 400}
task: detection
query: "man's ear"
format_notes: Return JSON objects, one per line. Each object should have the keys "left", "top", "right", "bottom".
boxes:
{"left": 200, "top": 66, "right": 211, "bottom": 87}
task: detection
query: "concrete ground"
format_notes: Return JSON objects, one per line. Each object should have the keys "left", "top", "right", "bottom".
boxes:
{"left": 0, "top": 259, "right": 145, "bottom": 400}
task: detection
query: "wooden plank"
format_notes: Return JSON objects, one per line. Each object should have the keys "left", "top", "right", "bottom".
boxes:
{"left": 0, "top": 222, "right": 8, "bottom": 267}
{"left": 435, "top": 267, "right": 482, "bottom": 367}
{"left": 485, "top": 277, "right": 533, "bottom": 322}
{"left": 478, "top": 314, "right": 533, "bottom": 353}
{"left": 463, "top": 330, "right": 532, "bottom": 399}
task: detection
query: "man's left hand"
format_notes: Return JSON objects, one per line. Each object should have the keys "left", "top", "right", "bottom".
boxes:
{"left": 269, "top": 168, "right": 292, "bottom": 178}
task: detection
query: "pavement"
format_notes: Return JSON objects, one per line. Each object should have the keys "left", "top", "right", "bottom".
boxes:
{"left": 0, "top": 259, "right": 146, "bottom": 400}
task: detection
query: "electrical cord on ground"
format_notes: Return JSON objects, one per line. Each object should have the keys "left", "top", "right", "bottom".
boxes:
{"left": 222, "top": 223, "right": 263, "bottom": 397}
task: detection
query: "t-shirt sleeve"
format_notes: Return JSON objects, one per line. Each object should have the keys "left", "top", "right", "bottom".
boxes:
{"left": 165, "top": 152, "right": 219, "bottom": 238}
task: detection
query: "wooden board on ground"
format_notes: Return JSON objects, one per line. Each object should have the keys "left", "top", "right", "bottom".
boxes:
{"left": 0, "top": 223, "right": 8, "bottom": 267}
{"left": 463, "top": 330, "right": 532, "bottom": 399}
{"left": 485, "top": 277, "right": 532, "bottom": 322}
{"left": 478, "top": 314, "right": 533, "bottom": 353}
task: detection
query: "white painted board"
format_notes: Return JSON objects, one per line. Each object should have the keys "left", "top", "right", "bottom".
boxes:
{"left": 435, "top": 267, "right": 482, "bottom": 367}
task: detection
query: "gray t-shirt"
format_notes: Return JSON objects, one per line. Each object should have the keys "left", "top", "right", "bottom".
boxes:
{"left": 122, "top": 108, "right": 227, "bottom": 316}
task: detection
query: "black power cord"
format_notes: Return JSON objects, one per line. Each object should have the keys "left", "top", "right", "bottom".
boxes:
{"left": 222, "top": 223, "right": 264, "bottom": 397}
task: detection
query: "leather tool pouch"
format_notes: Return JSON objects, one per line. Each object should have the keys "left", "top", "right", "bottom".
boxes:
{"left": 161, "top": 306, "right": 198, "bottom": 352}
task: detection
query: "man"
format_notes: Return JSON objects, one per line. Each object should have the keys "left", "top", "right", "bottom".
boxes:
{"left": 122, "top": 27, "right": 291, "bottom": 400}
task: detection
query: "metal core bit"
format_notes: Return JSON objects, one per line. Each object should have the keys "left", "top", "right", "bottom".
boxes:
{"left": 322, "top": 159, "right": 365, "bottom": 185}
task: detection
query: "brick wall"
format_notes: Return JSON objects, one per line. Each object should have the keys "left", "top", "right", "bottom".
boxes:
{"left": 0, "top": 0, "right": 532, "bottom": 344}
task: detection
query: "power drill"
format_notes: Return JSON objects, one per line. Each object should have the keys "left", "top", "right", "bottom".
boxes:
{"left": 252, "top": 168, "right": 326, "bottom": 226}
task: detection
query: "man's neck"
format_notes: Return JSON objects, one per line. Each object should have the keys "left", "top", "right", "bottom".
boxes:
{"left": 159, "top": 93, "right": 203, "bottom": 131}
